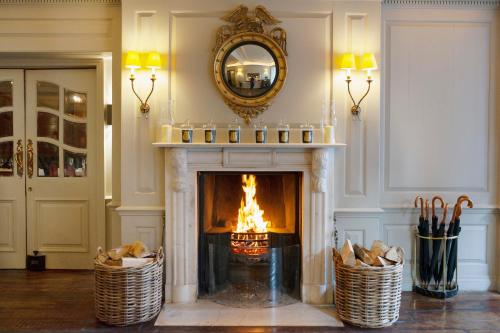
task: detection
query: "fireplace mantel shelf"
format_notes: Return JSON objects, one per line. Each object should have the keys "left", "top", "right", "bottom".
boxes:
{"left": 153, "top": 142, "right": 346, "bottom": 149}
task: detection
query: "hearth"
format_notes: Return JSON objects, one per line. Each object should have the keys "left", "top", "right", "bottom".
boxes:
{"left": 198, "top": 172, "right": 302, "bottom": 307}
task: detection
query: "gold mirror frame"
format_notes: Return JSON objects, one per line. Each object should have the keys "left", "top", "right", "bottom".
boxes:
{"left": 212, "top": 5, "right": 288, "bottom": 124}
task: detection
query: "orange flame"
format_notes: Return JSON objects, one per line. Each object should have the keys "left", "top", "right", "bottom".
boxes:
{"left": 234, "top": 174, "right": 269, "bottom": 233}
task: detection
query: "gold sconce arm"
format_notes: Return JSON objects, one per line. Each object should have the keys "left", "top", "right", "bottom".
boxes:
{"left": 125, "top": 51, "right": 161, "bottom": 116}
{"left": 346, "top": 78, "right": 372, "bottom": 120}
{"left": 130, "top": 74, "right": 157, "bottom": 115}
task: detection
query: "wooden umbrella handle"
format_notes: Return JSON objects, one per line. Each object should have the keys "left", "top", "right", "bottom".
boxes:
{"left": 440, "top": 204, "right": 448, "bottom": 224}
{"left": 424, "top": 199, "right": 430, "bottom": 220}
{"left": 414, "top": 196, "right": 424, "bottom": 217}
{"left": 432, "top": 195, "right": 445, "bottom": 217}
{"left": 456, "top": 197, "right": 473, "bottom": 219}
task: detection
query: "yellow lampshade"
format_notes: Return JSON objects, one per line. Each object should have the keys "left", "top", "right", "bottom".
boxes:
{"left": 145, "top": 52, "right": 162, "bottom": 69}
{"left": 360, "top": 53, "right": 378, "bottom": 71}
{"left": 340, "top": 53, "right": 356, "bottom": 70}
{"left": 125, "top": 51, "right": 141, "bottom": 69}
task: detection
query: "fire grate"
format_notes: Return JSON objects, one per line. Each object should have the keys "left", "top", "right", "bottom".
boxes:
{"left": 230, "top": 232, "right": 269, "bottom": 256}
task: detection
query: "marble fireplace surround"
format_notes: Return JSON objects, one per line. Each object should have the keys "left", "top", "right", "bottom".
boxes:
{"left": 155, "top": 143, "right": 345, "bottom": 304}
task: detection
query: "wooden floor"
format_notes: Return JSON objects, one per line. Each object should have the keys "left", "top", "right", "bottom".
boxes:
{"left": 0, "top": 270, "right": 499, "bottom": 332}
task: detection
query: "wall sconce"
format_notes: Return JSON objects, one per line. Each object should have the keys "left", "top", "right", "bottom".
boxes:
{"left": 340, "top": 52, "right": 378, "bottom": 119}
{"left": 125, "top": 51, "right": 161, "bottom": 115}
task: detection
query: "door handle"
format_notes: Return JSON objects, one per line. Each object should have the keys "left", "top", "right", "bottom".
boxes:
{"left": 14, "top": 139, "right": 23, "bottom": 177}
{"left": 27, "top": 139, "right": 34, "bottom": 178}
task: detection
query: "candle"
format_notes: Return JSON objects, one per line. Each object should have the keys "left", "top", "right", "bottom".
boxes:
{"left": 228, "top": 118, "right": 240, "bottom": 143}
{"left": 277, "top": 120, "right": 289, "bottom": 144}
{"left": 160, "top": 124, "right": 172, "bottom": 143}
{"left": 255, "top": 122, "right": 267, "bottom": 144}
{"left": 323, "top": 125, "right": 335, "bottom": 143}
{"left": 203, "top": 122, "right": 216, "bottom": 143}
{"left": 181, "top": 120, "right": 193, "bottom": 143}
{"left": 301, "top": 123, "right": 314, "bottom": 144}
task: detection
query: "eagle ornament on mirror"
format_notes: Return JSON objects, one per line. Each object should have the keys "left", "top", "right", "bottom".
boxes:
{"left": 213, "top": 5, "right": 288, "bottom": 124}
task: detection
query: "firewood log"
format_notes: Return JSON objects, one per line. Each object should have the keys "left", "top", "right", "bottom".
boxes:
{"left": 340, "top": 239, "right": 356, "bottom": 266}
{"left": 371, "top": 240, "right": 390, "bottom": 257}
{"left": 372, "top": 255, "right": 393, "bottom": 267}
{"left": 385, "top": 246, "right": 405, "bottom": 264}
{"left": 353, "top": 244, "right": 375, "bottom": 265}
{"left": 355, "top": 259, "right": 369, "bottom": 267}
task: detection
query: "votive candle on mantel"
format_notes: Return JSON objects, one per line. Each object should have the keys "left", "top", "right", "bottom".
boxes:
{"left": 228, "top": 118, "right": 240, "bottom": 143}
{"left": 254, "top": 122, "right": 267, "bottom": 144}
{"left": 277, "top": 120, "right": 289, "bottom": 144}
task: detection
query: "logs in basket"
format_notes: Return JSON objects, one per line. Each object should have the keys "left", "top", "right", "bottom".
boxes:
{"left": 333, "top": 241, "right": 404, "bottom": 328}
{"left": 94, "top": 247, "right": 163, "bottom": 326}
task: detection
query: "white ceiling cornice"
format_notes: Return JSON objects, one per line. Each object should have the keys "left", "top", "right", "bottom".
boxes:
{"left": 383, "top": 0, "right": 499, "bottom": 8}
{"left": 0, "top": 0, "right": 120, "bottom": 5}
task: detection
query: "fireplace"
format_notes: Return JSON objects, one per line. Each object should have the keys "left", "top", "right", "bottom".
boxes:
{"left": 161, "top": 147, "right": 337, "bottom": 304}
{"left": 197, "top": 172, "right": 302, "bottom": 307}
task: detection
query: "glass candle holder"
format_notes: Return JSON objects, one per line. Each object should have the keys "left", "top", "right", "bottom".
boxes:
{"left": 228, "top": 119, "right": 240, "bottom": 143}
{"left": 181, "top": 120, "right": 193, "bottom": 143}
{"left": 203, "top": 122, "right": 216, "bottom": 143}
{"left": 301, "top": 123, "right": 314, "bottom": 144}
{"left": 255, "top": 122, "right": 267, "bottom": 144}
{"left": 277, "top": 120, "right": 289, "bottom": 144}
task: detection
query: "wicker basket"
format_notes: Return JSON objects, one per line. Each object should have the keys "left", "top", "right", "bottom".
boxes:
{"left": 333, "top": 249, "right": 403, "bottom": 328}
{"left": 94, "top": 247, "right": 163, "bottom": 326}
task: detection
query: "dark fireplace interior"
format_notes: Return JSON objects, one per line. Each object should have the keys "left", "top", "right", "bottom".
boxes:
{"left": 198, "top": 171, "right": 302, "bottom": 307}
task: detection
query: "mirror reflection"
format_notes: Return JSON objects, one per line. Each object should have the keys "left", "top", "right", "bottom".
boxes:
{"left": 223, "top": 43, "right": 277, "bottom": 98}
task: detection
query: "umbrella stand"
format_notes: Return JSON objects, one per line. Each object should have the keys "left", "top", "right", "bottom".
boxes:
{"left": 412, "top": 231, "right": 459, "bottom": 299}
{"left": 412, "top": 195, "right": 472, "bottom": 299}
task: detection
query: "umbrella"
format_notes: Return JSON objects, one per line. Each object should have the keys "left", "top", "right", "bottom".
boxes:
{"left": 429, "top": 196, "right": 447, "bottom": 287}
{"left": 415, "top": 196, "right": 430, "bottom": 288}
{"left": 436, "top": 202, "right": 457, "bottom": 289}
{"left": 446, "top": 196, "right": 473, "bottom": 288}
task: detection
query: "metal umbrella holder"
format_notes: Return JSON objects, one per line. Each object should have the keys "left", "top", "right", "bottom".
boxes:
{"left": 412, "top": 230, "right": 459, "bottom": 298}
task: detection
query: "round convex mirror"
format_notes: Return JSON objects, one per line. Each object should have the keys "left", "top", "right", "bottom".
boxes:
{"left": 222, "top": 42, "right": 278, "bottom": 99}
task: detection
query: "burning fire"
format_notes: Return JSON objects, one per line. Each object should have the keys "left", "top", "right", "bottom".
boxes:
{"left": 235, "top": 174, "right": 269, "bottom": 233}
{"left": 231, "top": 174, "right": 270, "bottom": 256}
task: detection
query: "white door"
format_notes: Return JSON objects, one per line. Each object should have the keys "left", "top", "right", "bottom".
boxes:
{"left": 0, "top": 69, "right": 26, "bottom": 268}
{"left": 25, "top": 69, "right": 100, "bottom": 269}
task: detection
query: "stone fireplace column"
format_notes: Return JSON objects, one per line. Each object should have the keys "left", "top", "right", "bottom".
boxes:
{"left": 302, "top": 148, "right": 334, "bottom": 304}
{"left": 165, "top": 148, "right": 197, "bottom": 303}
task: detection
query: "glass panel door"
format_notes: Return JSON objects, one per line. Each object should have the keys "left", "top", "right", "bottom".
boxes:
{"left": 33, "top": 81, "right": 88, "bottom": 178}
{"left": 0, "top": 69, "right": 26, "bottom": 269}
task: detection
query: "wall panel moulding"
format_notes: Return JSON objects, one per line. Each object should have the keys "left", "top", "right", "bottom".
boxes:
{"left": 382, "top": 0, "right": 500, "bottom": 8}
{"left": 0, "top": 0, "right": 121, "bottom": 5}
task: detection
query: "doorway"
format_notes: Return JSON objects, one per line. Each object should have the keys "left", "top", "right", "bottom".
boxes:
{"left": 0, "top": 68, "right": 103, "bottom": 269}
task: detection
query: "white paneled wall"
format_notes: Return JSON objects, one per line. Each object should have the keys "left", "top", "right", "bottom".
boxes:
{"left": 117, "top": 0, "right": 499, "bottom": 292}
{"left": 377, "top": 3, "right": 498, "bottom": 290}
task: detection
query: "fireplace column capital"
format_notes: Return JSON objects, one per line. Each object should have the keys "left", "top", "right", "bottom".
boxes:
{"left": 311, "top": 148, "right": 329, "bottom": 193}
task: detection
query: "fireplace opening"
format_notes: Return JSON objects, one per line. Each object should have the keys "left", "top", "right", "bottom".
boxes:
{"left": 198, "top": 171, "right": 302, "bottom": 307}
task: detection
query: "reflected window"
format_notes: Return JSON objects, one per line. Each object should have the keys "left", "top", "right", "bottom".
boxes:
{"left": 0, "top": 112, "right": 13, "bottom": 138}
{"left": 37, "top": 141, "right": 59, "bottom": 177}
{"left": 64, "top": 89, "right": 87, "bottom": 118}
{"left": 63, "top": 120, "right": 86, "bottom": 149}
{"left": 37, "top": 81, "right": 59, "bottom": 110}
{"left": 0, "top": 81, "right": 13, "bottom": 108}
{"left": 64, "top": 150, "right": 86, "bottom": 177}
{"left": 37, "top": 112, "right": 59, "bottom": 140}
{"left": 0, "top": 141, "right": 13, "bottom": 176}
